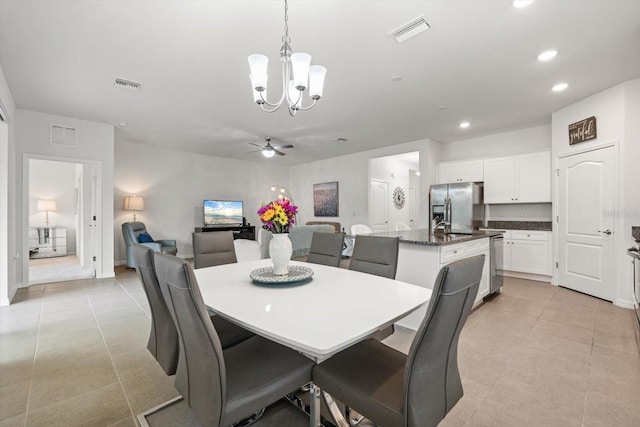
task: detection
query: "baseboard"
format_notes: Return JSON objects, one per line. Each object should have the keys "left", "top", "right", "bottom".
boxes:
{"left": 614, "top": 298, "right": 636, "bottom": 310}
{"left": 0, "top": 285, "right": 18, "bottom": 306}
{"left": 502, "top": 271, "right": 552, "bottom": 283}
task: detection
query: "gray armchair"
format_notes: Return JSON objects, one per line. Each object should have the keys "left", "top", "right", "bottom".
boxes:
{"left": 122, "top": 222, "right": 177, "bottom": 268}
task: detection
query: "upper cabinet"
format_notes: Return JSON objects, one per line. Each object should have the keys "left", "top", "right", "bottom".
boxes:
{"left": 437, "top": 159, "right": 484, "bottom": 184}
{"left": 484, "top": 151, "right": 551, "bottom": 204}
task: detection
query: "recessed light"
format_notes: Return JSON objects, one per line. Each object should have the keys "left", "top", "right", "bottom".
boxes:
{"left": 552, "top": 83, "right": 569, "bottom": 92}
{"left": 537, "top": 50, "right": 558, "bottom": 61}
{"left": 513, "top": 0, "right": 534, "bottom": 8}
{"left": 459, "top": 122, "right": 470, "bottom": 129}
{"left": 118, "top": 122, "right": 128, "bottom": 127}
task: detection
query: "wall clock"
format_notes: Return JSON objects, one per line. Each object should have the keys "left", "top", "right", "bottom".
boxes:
{"left": 392, "top": 186, "right": 405, "bottom": 209}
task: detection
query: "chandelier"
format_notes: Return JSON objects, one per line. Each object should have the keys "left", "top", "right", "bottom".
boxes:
{"left": 247, "top": 0, "right": 327, "bottom": 116}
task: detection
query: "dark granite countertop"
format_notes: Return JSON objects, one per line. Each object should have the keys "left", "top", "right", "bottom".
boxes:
{"left": 371, "top": 229, "right": 502, "bottom": 246}
{"left": 485, "top": 221, "right": 553, "bottom": 231}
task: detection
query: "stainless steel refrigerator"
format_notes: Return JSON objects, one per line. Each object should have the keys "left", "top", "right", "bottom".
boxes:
{"left": 430, "top": 182, "right": 484, "bottom": 233}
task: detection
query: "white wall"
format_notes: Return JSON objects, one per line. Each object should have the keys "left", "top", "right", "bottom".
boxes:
{"left": 551, "top": 79, "right": 640, "bottom": 307}
{"left": 0, "top": 63, "right": 17, "bottom": 305}
{"left": 439, "top": 124, "right": 551, "bottom": 162}
{"left": 371, "top": 155, "right": 417, "bottom": 230}
{"left": 289, "top": 139, "right": 439, "bottom": 233}
{"left": 29, "top": 159, "right": 78, "bottom": 254}
{"left": 16, "top": 109, "right": 115, "bottom": 286}
{"left": 114, "top": 141, "right": 290, "bottom": 262}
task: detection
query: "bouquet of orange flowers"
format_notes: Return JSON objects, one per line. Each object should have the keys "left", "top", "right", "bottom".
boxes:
{"left": 257, "top": 198, "right": 298, "bottom": 233}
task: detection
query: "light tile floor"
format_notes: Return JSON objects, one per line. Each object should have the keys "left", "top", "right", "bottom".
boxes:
{"left": 1, "top": 268, "right": 639, "bottom": 426}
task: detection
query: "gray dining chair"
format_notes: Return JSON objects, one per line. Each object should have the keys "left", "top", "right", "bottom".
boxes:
{"left": 349, "top": 235, "right": 400, "bottom": 279}
{"left": 306, "top": 232, "right": 345, "bottom": 268}
{"left": 313, "top": 255, "right": 485, "bottom": 427}
{"left": 132, "top": 244, "right": 254, "bottom": 376}
{"left": 153, "top": 252, "right": 314, "bottom": 427}
{"left": 349, "top": 235, "right": 400, "bottom": 340}
{"left": 192, "top": 231, "right": 237, "bottom": 269}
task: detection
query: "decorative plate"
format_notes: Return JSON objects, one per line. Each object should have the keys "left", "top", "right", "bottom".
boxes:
{"left": 393, "top": 186, "right": 406, "bottom": 209}
{"left": 250, "top": 265, "right": 314, "bottom": 285}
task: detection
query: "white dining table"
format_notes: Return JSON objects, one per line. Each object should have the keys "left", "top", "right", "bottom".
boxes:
{"left": 194, "top": 259, "right": 432, "bottom": 363}
{"left": 195, "top": 259, "right": 431, "bottom": 426}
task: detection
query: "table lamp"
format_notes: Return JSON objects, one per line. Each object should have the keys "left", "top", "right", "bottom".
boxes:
{"left": 123, "top": 195, "right": 144, "bottom": 221}
{"left": 37, "top": 199, "right": 56, "bottom": 227}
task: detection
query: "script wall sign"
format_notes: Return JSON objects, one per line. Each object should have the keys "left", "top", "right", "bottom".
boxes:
{"left": 568, "top": 116, "right": 597, "bottom": 145}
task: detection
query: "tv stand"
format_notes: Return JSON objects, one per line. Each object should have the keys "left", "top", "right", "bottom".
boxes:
{"left": 194, "top": 225, "right": 255, "bottom": 240}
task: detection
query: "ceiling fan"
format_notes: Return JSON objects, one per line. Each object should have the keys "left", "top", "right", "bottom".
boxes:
{"left": 248, "top": 137, "right": 294, "bottom": 158}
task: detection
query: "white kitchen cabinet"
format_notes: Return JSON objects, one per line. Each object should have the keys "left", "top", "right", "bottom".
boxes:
{"left": 484, "top": 152, "right": 551, "bottom": 203}
{"left": 439, "top": 238, "right": 491, "bottom": 304}
{"left": 508, "top": 230, "right": 551, "bottom": 275}
{"left": 395, "top": 237, "right": 491, "bottom": 330}
{"left": 437, "top": 159, "right": 484, "bottom": 184}
{"left": 485, "top": 229, "right": 551, "bottom": 276}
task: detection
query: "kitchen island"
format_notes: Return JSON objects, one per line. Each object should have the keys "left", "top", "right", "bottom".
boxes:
{"left": 371, "top": 229, "right": 501, "bottom": 330}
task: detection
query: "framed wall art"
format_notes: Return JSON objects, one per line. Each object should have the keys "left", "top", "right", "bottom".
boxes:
{"left": 313, "top": 181, "right": 339, "bottom": 217}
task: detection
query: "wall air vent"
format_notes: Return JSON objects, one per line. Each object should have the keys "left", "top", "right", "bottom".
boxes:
{"left": 389, "top": 15, "right": 430, "bottom": 43}
{"left": 50, "top": 124, "right": 77, "bottom": 147}
{"left": 114, "top": 78, "right": 143, "bottom": 91}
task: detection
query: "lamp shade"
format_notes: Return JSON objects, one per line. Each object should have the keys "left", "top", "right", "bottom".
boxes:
{"left": 123, "top": 196, "right": 144, "bottom": 211}
{"left": 308, "top": 65, "right": 327, "bottom": 99}
{"left": 37, "top": 200, "right": 56, "bottom": 212}
{"left": 248, "top": 54, "right": 269, "bottom": 91}
{"left": 290, "top": 52, "right": 311, "bottom": 90}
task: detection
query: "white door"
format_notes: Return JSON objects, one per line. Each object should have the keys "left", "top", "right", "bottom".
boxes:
{"left": 371, "top": 180, "right": 388, "bottom": 233}
{"left": 558, "top": 146, "right": 616, "bottom": 301}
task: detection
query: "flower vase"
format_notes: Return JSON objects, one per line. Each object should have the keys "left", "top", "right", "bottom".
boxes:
{"left": 269, "top": 233, "right": 292, "bottom": 275}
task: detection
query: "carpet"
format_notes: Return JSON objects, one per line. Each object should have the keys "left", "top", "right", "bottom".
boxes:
{"left": 29, "top": 255, "right": 93, "bottom": 285}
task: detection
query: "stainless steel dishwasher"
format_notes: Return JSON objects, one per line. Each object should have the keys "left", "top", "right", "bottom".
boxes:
{"left": 490, "top": 234, "right": 504, "bottom": 293}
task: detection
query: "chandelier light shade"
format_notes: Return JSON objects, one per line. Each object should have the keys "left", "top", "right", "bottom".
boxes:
{"left": 123, "top": 195, "right": 144, "bottom": 221}
{"left": 248, "top": 0, "right": 327, "bottom": 116}
{"left": 37, "top": 199, "right": 57, "bottom": 227}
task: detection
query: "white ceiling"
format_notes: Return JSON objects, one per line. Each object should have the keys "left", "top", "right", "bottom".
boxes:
{"left": 1, "top": 1, "right": 639, "bottom": 166}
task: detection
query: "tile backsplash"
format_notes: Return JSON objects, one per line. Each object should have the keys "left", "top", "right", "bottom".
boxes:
{"left": 485, "top": 203, "right": 552, "bottom": 222}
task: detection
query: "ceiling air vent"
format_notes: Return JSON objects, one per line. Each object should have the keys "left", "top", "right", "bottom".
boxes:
{"left": 50, "top": 124, "right": 77, "bottom": 147}
{"left": 390, "top": 15, "right": 430, "bottom": 43}
{"left": 114, "top": 77, "right": 143, "bottom": 91}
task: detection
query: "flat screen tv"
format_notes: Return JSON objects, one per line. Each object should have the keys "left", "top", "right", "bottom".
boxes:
{"left": 203, "top": 200, "right": 244, "bottom": 226}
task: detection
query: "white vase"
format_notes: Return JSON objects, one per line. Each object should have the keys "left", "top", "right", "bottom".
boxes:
{"left": 269, "top": 233, "right": 292, "bottom": 275}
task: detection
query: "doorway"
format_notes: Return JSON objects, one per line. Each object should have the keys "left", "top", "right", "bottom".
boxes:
{"left": 557, "top": 144, "right": 617, "bottom": 301}
{"left": 369, "top": 151, "right": 420, "bottom": 232}
{"left": 24, "top": 156, "right": 100, "bottom": 285}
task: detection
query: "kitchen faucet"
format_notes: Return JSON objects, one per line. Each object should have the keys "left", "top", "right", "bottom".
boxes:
{"left": 433, "top": 219, "right": 450, "bottom": 233}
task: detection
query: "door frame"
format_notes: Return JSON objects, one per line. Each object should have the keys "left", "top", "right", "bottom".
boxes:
{"left": 553, "top": 140, "right": 620, "bottom": 298}
{"left": 22, "top": 153, "right": 103, "bottom": 286}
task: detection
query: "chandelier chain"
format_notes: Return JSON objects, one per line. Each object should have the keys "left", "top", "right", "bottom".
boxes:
{"left": 282, "top": 0, "right": 290, "bottom": 45}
